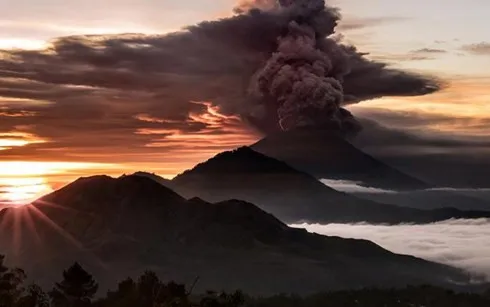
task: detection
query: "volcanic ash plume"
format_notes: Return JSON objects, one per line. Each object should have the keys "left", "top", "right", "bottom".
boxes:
{"left": 248, "top": 0, "right": 360, "bottom": 132}
{"left": 0, "top": 0, "right": 441, "bottom": 139}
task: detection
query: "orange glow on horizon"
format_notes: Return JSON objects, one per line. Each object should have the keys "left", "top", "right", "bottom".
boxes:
{"left": 0, "top": 162, "right": 121, "bottom": 207}
{"left": 0, "top": 161, "right": 118, "bottom": 177}
{"left": 0, "top": 132, "right": 46, "bottom": 150}
{"left": 0, "top": 178, "right": 52, "bottom": 206}
{"left": 351, "top": 78, "right": 490, "bottom": 136}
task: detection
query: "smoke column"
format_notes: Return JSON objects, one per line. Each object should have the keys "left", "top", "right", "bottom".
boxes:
{"left": 248, "top": 0, "right": 360, "bottom": 132}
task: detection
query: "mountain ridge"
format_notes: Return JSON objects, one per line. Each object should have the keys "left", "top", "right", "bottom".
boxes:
{"left": 0, "top": 175, "right": 482, "bottom": 295}
{"left": 171, "top": 147, "right": 490, "bottom": 224}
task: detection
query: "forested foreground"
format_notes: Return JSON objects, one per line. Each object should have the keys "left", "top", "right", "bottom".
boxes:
{"left": 1, "top": 255, "right": 490, "bottom": 307}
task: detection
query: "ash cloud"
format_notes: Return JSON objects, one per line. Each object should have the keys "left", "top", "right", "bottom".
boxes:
{"left": 0, "top": 0, "right": 441, "bottom": 152}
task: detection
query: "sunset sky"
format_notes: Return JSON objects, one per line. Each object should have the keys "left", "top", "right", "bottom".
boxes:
{"left": 1, "top": 0, "right": 489, "bottom": 204}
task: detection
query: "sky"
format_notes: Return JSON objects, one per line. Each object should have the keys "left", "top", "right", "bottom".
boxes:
{"left": 1, "top": 0, "right": 490, "bottom": 204}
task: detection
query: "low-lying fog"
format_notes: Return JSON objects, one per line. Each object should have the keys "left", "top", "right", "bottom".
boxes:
{"left": 291, "top": 219, "right": 490, "bottom": 280}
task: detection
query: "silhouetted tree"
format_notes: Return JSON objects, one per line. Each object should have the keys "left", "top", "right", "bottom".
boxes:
{"left": 17, "top": 284, "right": 49, "bottom": 307}
{"left": 96, "top": 278, "right": 138, "bottom": 307}
{"left": 134, "top": 271, "right": 188, "bottom": 307}
{"left": 0, "top": 255, "right": 26, "bottom": 306}
{"left": 199, "top": 290, "right": 244, "bottom": 307}
{"left": 96, "top": 271, "right": 193, "bottom": 307}
{"left": 50, "top": 262, "right": 98, "bottom": 307}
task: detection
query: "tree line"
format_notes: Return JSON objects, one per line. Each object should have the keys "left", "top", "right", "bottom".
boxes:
{"left": 1, "top": 255, "right": 490, "bottom": 307}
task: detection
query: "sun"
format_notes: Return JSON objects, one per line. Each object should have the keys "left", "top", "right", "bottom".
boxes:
{"left": 0, "top": 178, "right": 52, "bottom": 206}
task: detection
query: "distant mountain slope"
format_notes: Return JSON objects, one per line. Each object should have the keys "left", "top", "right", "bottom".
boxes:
{"left": 351, "top": 118, "right": 490, "bottom": 189}
{"left": 251, "top": 129, "right": 428, "bottom": 191}
{"left": 0, "top": 175, "right": 480, "bottom": 294}
{"left": 172, "top": 147, "right": 490, "bottom": 224}
{"left": 351, "top": 189, "right": 490, "bottom": 211}
{"left": 251, "top": 129, "right": 490, "bottom": 210}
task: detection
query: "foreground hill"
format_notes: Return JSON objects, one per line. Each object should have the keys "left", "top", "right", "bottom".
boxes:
{"left": 0, "top": 175, "right": 480, "bottom": 294}
{"left": 171, "top": 147, "right": 490, "bottom": 224}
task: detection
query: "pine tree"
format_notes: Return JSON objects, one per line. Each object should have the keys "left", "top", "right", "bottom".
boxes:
{"left": 17, "top": 284, "right": 49, "bottom": 307}
{"left": 0, "top": 255, "right": 26, "bottom": 306}
{"left": 50, "top": 262, "right": 98, "bottom": 307}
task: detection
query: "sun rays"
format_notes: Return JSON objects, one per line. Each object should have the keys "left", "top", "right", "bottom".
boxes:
{"left": 0, "top": 200, "right": 106, "bottom": 268}
{"left": 0, "top": 177, "right": 52, "bottom": 206}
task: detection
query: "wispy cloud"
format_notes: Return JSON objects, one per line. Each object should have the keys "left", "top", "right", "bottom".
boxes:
{"left": 412, "top": 48, "right": 447, "bottom": 54}
{"left": 462, "top": 42, "right": 490, "bottom": 55}
{"left": 321, "top": 179, "right": 397, "bottom": 194}
{"left": 292, "top": 219, "right": 490, "bottom": 280}
{"left": 350, "top": 78, "right": 490, "bottom": 138}
{"left": 371, "top": 48, "right": 448, "bottom": 63}
{"left": 337, "top": 16, "right": 410, "bottom": 31}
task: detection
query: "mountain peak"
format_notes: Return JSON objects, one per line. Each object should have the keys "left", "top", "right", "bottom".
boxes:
{"left": 37, "top": 174, "right": 185, "bottom": 211}
{"left": 130, "top": 172, "right": 172, "bottom": 186}
{"left": 175, "top": 146, "right": 296, "bottom": 178}
{"left": 171, "top": 146, "right": 490, "bottom": 224}
{"left": 252, "top": 129, "right": 429, "bottom": 190}
{"left": 0, "top": 170, "right": 480, "bottom": 294}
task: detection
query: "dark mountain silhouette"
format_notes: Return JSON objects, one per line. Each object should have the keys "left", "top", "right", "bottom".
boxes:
{"left": 352, "top": 118, "right": 490, "bottom": 189}
{"left": 129, "top": 172, "right": 173, "bottom": 187}
{"left": 171, "top": 147, "right": 490, "bottom": 224}
{"left": 251, "top": 129, "right": 490, "bottom": 211}
{"left": 251, "top": 129, "right": 428, "bottom": 191}
{"left": 0, "top": 175, "right": 482, "bottom": 295}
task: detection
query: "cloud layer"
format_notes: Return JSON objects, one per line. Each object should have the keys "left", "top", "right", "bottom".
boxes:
{"left": 292, "top": 219, "right": 490, "bottom": 280}
{"left": 0, "top": 1, "right": 440, "bottom": 167}
{"left": 320, "top": 178, "right": 397, "bottom": 193}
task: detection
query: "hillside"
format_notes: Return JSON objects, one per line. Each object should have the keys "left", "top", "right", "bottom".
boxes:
{"left": 252, "top": 129, "right": 428, "bottom": 190}
{"left": 0, "top": 175, "right": 479, "bottom": 294}
{"left": 172, "top": 147, "right": 490, "bottom": 224}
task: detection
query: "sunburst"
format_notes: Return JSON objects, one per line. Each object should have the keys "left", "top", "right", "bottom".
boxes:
{"left": 0, "top": 177, "right": 52, "bottom": 207}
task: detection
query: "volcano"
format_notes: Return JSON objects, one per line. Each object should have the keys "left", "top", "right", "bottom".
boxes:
{"left": 0, "top": 175, "right": 480, "bottom": 294}
{"left": 251, "top": 129, "right": 490, "bottom": 211}
{"left": 171, "top": 147, "right": 490, "bottom": 224}
{"left": 251, "top": 128, "right": 428, "bottom": 190}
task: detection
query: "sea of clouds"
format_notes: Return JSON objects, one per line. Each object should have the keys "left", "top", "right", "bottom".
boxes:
{"left": 320, "top": 179, "right": 398, "bottom": 194}
{"left": 321, "top": 178, "right": 490, "bottom": 195}
{"left": 291, "top": 219, "right": 490, "bottom": 280}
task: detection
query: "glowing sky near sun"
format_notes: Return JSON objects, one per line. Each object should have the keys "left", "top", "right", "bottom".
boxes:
{"left": 0, "top": 0, "right": 489, "bottom": 203}
{"left": 0, "top": 162, "right": 121, "bottom": 206}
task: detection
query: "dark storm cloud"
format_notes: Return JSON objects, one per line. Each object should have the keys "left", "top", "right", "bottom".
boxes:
{"left": 461, "top": 42, "right": 490, "bottom": 55}
{"left": 0, "top": 0, "right": 442, "bottom": 159}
